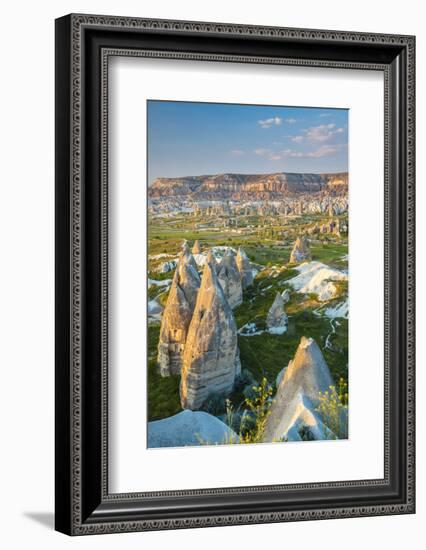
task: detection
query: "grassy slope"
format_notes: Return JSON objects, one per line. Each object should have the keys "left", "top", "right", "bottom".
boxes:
{"left": 147, "top": 212, "right": 349, "bottom": 421}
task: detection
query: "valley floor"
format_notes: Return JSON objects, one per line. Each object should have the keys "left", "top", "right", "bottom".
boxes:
{"left": 147, "top": 209, "right": 349, "bottom": 443}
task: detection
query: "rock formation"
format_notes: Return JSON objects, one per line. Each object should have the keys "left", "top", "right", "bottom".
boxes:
{"left": 148, "top": 410, "right": 240, "bottom": 448}
{"left": 180, "top": 262, "right": 240, "bottom": 410}
{"left": 236, "top": 247, "right": 254, "bottom": 288}
{"left": 157, "top": 250, "right": 201, "bottom": 377}
{"left": 266, "top": 292, "right": 288, "bottom": 334}
{"left": 217, "top": 250, "right": 243, "bottom": 308}
{"left": 148, "top": 299, "right": 163, "bottom": 321}
{"left": 333, "top": 218, "right": 341, "bottom": 236}
{"left": 289, "top": 235, "right": 311, "bottom": 264}
{"left": 288, "top": 261, "right": 348, "bottom": 302}
{"left": 192, "top": 240, "right": 202, "bottom": 254}
{"left": 281, "top": 289, "right": 291, "bottom": 304}
{"left": 206, "top": 248, "right": 218, "bottom": 272}
{"left": 181, "top": 241, "right": 198, "bottom": 274}
{"left": 148, "top": 172, "right": 348, "bottom": 201}
{"left": 262, "top": 337, "right": 335, "bottom": 442}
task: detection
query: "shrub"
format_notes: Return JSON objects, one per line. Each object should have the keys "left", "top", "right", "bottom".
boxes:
{"left": 234, "top": 369, "right": 257, "bottom": 392}
{"left": 315, "top": 378, "right": 348, "bottom": 439}
{"left": 201, "top": 392, "right": 227, "bottom": 416}
{"left": 240, "top": 377, "right": 274, "bottom": 444}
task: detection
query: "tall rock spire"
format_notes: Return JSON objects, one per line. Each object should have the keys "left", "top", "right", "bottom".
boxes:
{"left": 192, "top": 239, "right": 202, "bottom": 255}
{"left": 157, "top": 251, "right": 201, "bottom": 377}
{"left": 236, "top": 247, "right": 254, "bottom": 289}
{"left": 217, "top": 249, "right": 243, "bottom": 308}
{"left": 262, "top": 337, "right": 335, "bottom": 442}
{"left": 206, "top": 248, "right": 218, "bottom": 272}
{"left": 181, "top": 241, "right": 198, "bottom": 274}
{"left": 180, "top": 262, "right": 240, "bottom": 410}
{"left": 289, "top": 235, "right": 311, "bottom": 264}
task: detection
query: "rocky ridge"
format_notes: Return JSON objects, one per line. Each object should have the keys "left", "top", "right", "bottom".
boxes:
{"left": 149, "top": 172, "right": 348, "bottom": 201}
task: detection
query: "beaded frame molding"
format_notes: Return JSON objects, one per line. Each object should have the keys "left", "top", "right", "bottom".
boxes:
{"left": 55, "top": 14, "right": 415, "bottom": 536}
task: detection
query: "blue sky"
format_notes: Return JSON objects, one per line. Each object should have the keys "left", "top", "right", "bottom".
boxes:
{"left": 147, "top": 101, "right": 348, "bottom": 183}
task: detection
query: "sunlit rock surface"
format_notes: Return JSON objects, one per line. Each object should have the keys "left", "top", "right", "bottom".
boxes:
{"left": 266, "top": 292, "right": 288, "bottom": 335}
{"left": 148, "top": 410, "right": 239, "bottom": 448}
{"left": 263, "top": 337, "right": 335, "bottom": 442}
{"left": 180, "top": 262, "right": 240, "bottom": 410}
{"left": 236, "top": 247, "right": 253, "bottom": 289}
{"left": 192, "top": 240, "right": 202, "bottom": 254}
{"left": 289, "top": 235, "right": 311, "bottom": 264}
{"left": 288, "top": 261, "right": 348, "bottom": 302}
{"left": 217, "top": 250, "right": 243, "bottom": 308}
{"left": 157, "top": 249, "right": 200, "bottom": 377}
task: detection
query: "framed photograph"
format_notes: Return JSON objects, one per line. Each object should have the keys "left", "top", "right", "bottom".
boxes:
{"left": 55, "top": 14, "right": 415, "bottom": 535}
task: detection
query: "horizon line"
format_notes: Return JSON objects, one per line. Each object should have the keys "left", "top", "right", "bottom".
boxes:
{"left": 151, "top": 170, "right": 348, "bottom": 182}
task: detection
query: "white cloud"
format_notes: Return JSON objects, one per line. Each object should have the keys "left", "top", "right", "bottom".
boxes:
{"left": 252, "top": 142, "right": 347, "bottom": 161}
{"left": 257, "top": 116, "right": 282, "bottom": 128}
{"left": 303, "top": 123, "right": 345, "bottom": 142}
{"left": 230, "top": 149, "right": 245, "bottom": 155}
{"left": 254, "top": 148, "right": 270, "bottom": 156}
{"left": 291, "top": 135, "right": 304, "bottom": 143}
{"left": 285, "top": 118, "right": 297, "bottom": 124}
{"left": 306, "top": 145, "right": 340, "bottom": 158}
{"left": 253, "top": 148, "right": 282, "bottom": 161}
{"left": 280, "top": 143, "right": 347, "bottom": 159}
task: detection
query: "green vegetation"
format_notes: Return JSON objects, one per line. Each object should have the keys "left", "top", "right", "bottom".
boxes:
{"left": 316, "top": 379, "right": 349, "bottom": 439}
{"left": 147, "top": 210, "right": 349, "bottom": 426}
{"left": 239, "top": 377, "right": 273, "bottom": 443}
{"left": 147, "top": 324, "right": 182, "bottom": 421}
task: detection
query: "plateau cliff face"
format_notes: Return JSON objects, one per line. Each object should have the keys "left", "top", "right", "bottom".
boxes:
{"left": 149, "top": 172, "right": 348, "bottom": 201}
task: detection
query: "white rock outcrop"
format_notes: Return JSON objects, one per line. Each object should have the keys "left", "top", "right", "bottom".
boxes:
{"left": 148, "top": 410, "right": 240, "bottom": 448}
{"left": 262, "top": 337, "right": 335, "bottom": 442}
{"left": 266, "top": 292, "right": 288, "bottom": 335}
{"left": 148, "top": 299, "right": 163, "bottom": 321}
{"left": 236, "top": 247, "right": 254, "bottom": 288}
{"left": 217, "top": 250, "right": 243, "bottom": 308}
{"left": 180, "top": 262, "right": 240, "bottom": 410}
{"left": 281, "top": 289, "right": 291, "bottom": 304}
{"left": 288, "top": 261, "right": 348, "bottom": 302}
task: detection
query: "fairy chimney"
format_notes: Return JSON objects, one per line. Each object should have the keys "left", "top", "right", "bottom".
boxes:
{"left": 266, "top": 292, "right": 288, "bottom": 334}
{"left": 192, "top": 240, "right": 202, "bottom": 255}
{"left": 289, "top": 235, "right": 311, "bottom": 264}
{"left": 217, "top": 250, "right": 243, "bottom": 308}
{"left": 236, "top": 247, "right": 254, "bottom": 289}
{"left": 262, "top": 337, "right": 335, "bottom": 442}
{"left": 206, "top": 248, "right": 218, "bottom": 272}
{"left": 181, "top": 241, "right": 198, "bottom": 274}
{"left": 157, "top": 251, "right": 201, "bottom": 376}
{"left": 180, "top": 262, "right": 240, "bottom": 410}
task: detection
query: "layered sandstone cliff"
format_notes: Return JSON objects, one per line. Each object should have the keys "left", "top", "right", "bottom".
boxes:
{"left": 149, "top": 172, "right": 348, "bottom": 201}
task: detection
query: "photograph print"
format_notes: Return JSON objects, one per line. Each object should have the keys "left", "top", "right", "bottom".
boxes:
{"left": 147, "top": 100, "right": 349, "bottom": 449}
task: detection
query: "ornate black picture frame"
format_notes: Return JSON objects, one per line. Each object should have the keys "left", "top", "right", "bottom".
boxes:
{"left": 55, "top": 14, "right": 415, "bottom": 535}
